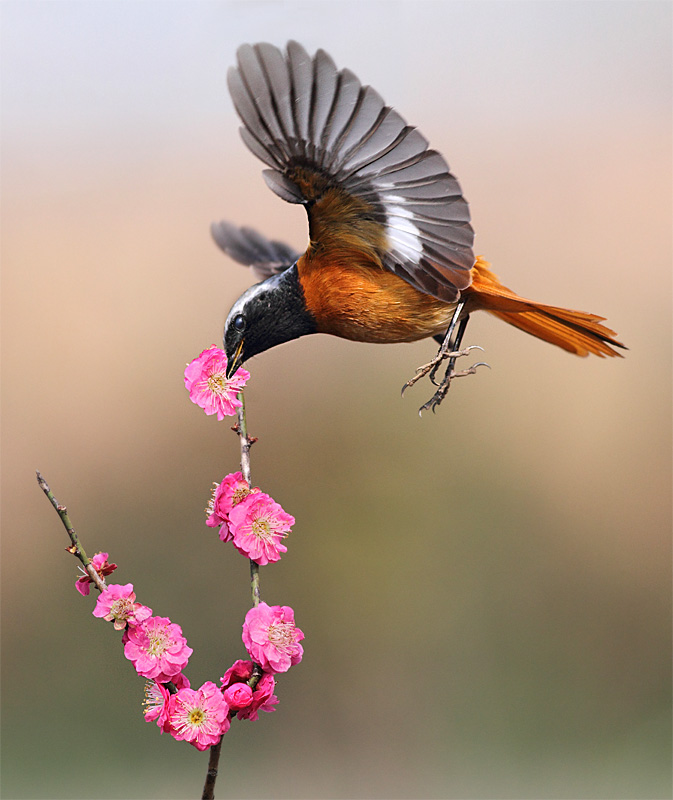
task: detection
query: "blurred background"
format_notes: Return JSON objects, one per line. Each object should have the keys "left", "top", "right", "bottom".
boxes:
{"left": 2, "top": 2, "right": 671, "bottom": 798}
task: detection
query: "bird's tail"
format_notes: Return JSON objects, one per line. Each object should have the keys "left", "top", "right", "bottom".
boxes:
{"left": 466, "top": 257, "right": 625, "bottom": 358}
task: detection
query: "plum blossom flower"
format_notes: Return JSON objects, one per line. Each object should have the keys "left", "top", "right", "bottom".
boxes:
{"left": 167, "top": 681, "right": 230, "bottom": 751}
{"left": 242, "top": 603, "right": 304, "bottom": 674}
{"left": 93, "top": 584, "right": 152, "bottom": 630}
{"left": 143, "top": 681, "right": 172, "bottom": 728}
{"left": 123, "top": 616, "right": 193, "bottom": 683}
{"left": 206, "top": 472, "right": 260, "bottom": 542}
{"left": 223, "top": 683, "right": 253, "bottom": 711}
{"left": 143, "top": 673, "right": 190, "bottom": 729}
{"left": 219, "top": 659, "right": 279, "bottom": 720}
{"left": 184, "top": 346, "right": 249, "bottom": 420}
{"left": 75, "top": 552, "right": 117, "bottom": 596}
{"left": 242, "top": 672, "right": 278, "bottom": 720}
{"left": 229, "top": 492, "right": 294, "bottom": 565}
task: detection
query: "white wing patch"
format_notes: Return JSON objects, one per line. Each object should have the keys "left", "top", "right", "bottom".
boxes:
{"left": 383, "top": 198, "right": 424, "bottom": 261}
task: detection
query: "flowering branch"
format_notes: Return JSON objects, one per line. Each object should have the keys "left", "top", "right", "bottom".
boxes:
{"left": 202, "top": 393, "right": 255, "bottom": 800}
{"left": 202, "top": 392, "right": 266, "bottom": 798}
{"left": 40, "top": 345, "right": 303, "bottom": 800}
{"left": 36, "top": 470, "right": 108, "bottom": 593}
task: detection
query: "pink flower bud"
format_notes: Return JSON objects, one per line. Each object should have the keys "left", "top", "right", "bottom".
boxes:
{"left": 223, "top": 683, "right": 254, "bottom": 710}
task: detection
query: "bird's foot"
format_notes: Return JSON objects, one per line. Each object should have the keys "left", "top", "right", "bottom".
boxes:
{"left": 401, "top": 345, "right": 489, "bottom": 414}
{"left": 417, "top": 360, "right": 490, "bottom": 414}
{"left": 401, "top": 345, "right": 485, "bottom": 393}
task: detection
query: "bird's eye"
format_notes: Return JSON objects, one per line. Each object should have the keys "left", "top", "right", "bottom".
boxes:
{"left": 233, "top": 315, "right": 246, "bottom": 332}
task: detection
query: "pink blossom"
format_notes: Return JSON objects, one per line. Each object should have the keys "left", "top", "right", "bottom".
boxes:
{"left": 93, "top": 584, "right": 152, "bottom": 630}
{"left": 143, "top": 680, "right": 171, "bottom": 728}
{"left": 223, "top": 683, "right": 253, "bottom": 711}
{"left": 143, "top": 673, "right": 191, "bottom": 729}
{"left": 184, "top": 346, "right": 249, "bottom": 420}
{"left": 205, "top": 472, "right": 260, "bottom": 542}
{"left": 123, "top": 616, "right": 193, "bottom": 683}
{"left": 229, "top": 492, "right": 294, "bottom": 565}
{"left": 220, "top": 658, "right": 255, "bottom": 689}
{"left": 75, "top": 552, "right": 117, "bottom": 596}
{"left": 167, "top": 681, "right": 230, "bottom": 751}
{"left": 242, "top": 603, "right": 304, "bottom": 674}
{"left": 220, "top": 659, "right": 279, "bottom": 720}
{"left": 243, "top": 672, "right": 279, "bottom": 720}
{"left": 170, "top": 672, "right": 191, "bottom": 691}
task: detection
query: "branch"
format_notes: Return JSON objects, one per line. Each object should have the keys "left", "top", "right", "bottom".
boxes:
{"left": 235, "top": 393, "right": 261, "bottom": 610}
{"left": 202, "top": 391, "right": 261, "bottom": 800}
{"left": 236, "top": 391, "right": 253, "bottom": 487}
{"left": 36, "top": 470, "right": 107, "bottom": 593}
{"left": 202, "top": 739, "right": 223, "bottom": 800}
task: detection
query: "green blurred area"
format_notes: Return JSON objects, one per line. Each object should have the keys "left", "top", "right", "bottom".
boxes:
{"left": 2, "top": 2, "right": 671, "bottom": 798}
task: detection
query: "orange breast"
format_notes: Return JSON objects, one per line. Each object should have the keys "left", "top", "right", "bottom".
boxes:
{"left": 297, "top": 254, "right": 456, "bottom": 344}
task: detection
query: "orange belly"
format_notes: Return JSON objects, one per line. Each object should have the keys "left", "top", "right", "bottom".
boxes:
{"left": 298, "top": 257, "right": 456, "bottom": 344}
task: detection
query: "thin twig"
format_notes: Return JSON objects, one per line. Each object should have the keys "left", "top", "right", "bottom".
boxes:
{"left": 36, "top": 470, "right": 107, "bottom": 593}
{"left": 235, "top": 393, "right": 260, "bottom": 609}
{"left": 237, "top": 391, "right": 253, "bottom": 487}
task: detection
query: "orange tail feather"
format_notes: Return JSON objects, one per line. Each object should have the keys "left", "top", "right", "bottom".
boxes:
{"left": 465, "top": 257, "right": 626, "bottom": 358}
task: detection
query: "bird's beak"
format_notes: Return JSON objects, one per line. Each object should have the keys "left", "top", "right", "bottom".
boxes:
{"left": 226, "top": 338, "right": 245, "bottom": 379}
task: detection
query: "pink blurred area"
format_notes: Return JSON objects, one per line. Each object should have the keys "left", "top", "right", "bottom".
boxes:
{"left": 2, "top": 3, "right": 671, "bottom": 798}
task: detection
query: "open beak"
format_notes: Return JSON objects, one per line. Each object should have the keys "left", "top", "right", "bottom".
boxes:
{"left": 226, "top": 338, "right": 245, "bottom": 379}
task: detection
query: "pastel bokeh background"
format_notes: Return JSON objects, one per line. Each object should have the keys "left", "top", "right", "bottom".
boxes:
{"left": 2, "top": 2, "right": 671, "bottom": 798}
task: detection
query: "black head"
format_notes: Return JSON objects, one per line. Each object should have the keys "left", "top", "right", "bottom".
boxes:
{"left": 224, "top": 265, "right": 317, "bottom": 377}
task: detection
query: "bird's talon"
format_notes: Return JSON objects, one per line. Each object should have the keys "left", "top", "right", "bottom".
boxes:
{"left": 402, "top": 344, "right": 482, "bottom": 396}
{"left": 404, "top": 340, "right": 487, "bottom": 412}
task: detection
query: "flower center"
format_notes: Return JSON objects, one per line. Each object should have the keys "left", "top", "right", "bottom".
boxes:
{"left": 110, "top": 598, "right": 133, "bottom": 620}
{"left": 252, "top": 517, "right": 272, "bottom": 541}
{"left": 188, "top": 708, "right": 205, "bottom": 727}
{"left": 206, "top": 372, "right": 229, "bottom": 397}
{"left": 232, "top": 486, "right": 250, "bottom": 505}
{"left": 146, "top": 625, "right": 170, "bottom": 657}
{"left": 267, "top": 621, "right": 295, "bottom": 651}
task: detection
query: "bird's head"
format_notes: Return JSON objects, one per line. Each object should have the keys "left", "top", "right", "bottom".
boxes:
{"left": 223, "top": 265, "right": 317, "bottom": 378}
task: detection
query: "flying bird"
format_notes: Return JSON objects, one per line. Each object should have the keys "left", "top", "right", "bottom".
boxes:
{"left": 214, "top": 41, "right": 624, "bottom": 412}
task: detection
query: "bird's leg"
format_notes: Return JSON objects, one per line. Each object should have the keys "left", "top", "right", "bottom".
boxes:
{"left": 402, "top": 302, "right": 468, "bottom": 394}
{"left": 401, "top": 302, "right": 490, "bottom": 413}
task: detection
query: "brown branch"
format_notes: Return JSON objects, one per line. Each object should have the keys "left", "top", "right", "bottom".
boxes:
{"left": 201, "top": 738, "right": 222, "bottom": 800}
{"left": 36, "top": 470, "right": 107, "bottom": 593}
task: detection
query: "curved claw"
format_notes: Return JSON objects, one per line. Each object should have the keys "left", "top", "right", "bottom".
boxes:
{"left": 429, "top": 345, "right": 484, "bottom": 385}
{"left": 405, "top": 339, "right": 489, "bottom": 413}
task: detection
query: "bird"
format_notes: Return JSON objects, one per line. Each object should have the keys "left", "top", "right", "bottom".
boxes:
{"left": 214, "top": 41, "right": 625, "bottom": 412}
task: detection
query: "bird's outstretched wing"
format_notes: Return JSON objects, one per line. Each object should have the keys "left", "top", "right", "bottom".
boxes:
{"left": 211, "top": 220, "right": 301, "bottom": 281}
{"left": 227, "top": 41, "right": 474, "bottom": 302}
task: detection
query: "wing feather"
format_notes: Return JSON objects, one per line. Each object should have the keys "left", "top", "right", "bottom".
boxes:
{"left": 287, "top": 41, "right": 313, "bottom": 149}
{"left": 211, "top": 221, "right": 300, "bottom": 281}
{"left": 228, "top": 41, "right": 475, "bottom": 301}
